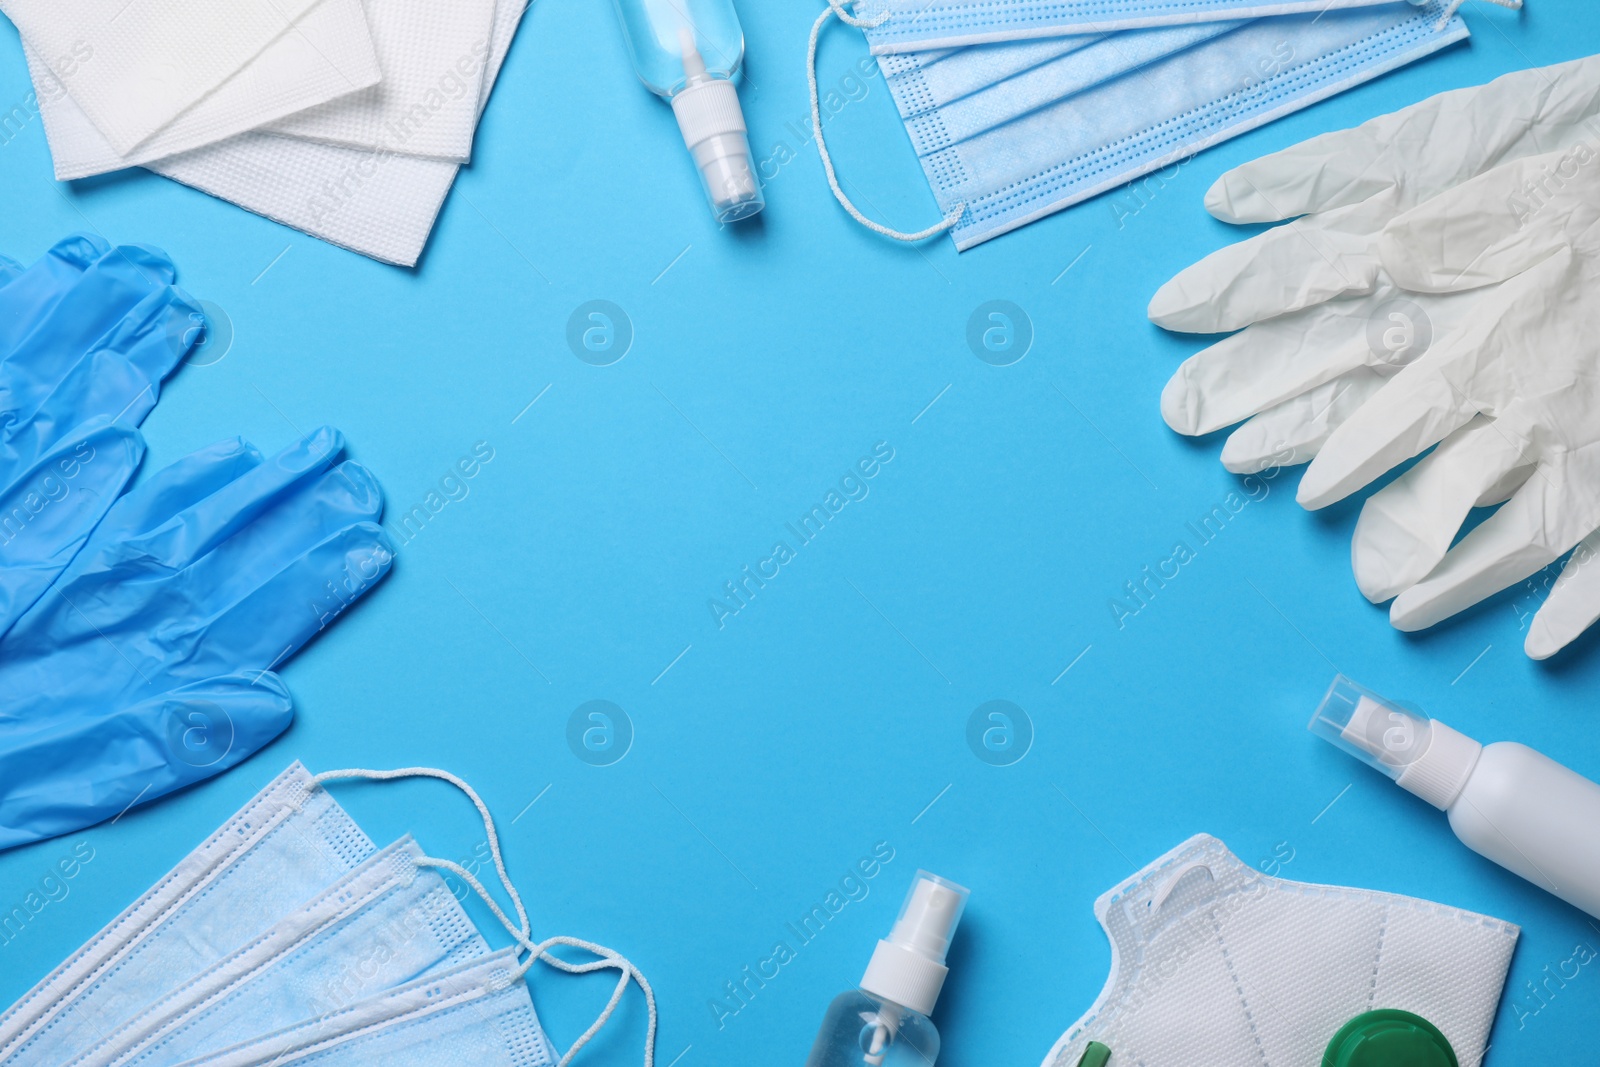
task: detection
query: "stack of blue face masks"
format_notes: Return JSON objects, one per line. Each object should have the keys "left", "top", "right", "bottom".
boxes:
{"left": 0, "top": 762, "right": 657, "bottom": 1067}
{"left": 808, "top": 0, "right": 1494, "bottom": 248}
{"left": 0, "top": 237, "right": 395, "bottom": 851}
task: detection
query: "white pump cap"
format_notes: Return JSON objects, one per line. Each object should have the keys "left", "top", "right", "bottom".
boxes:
{"left": 859, "top": 870, "right": 969, "bottom": 1016}
{"left": 671, "top": 30, "right": 763, "bottom": 224}
{"left": 1309, "top": 675, "right": 1483, "bottom": 810}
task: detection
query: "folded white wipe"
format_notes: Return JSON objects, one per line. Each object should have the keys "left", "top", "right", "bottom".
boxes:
{"left": 4, "top": 0, "right": 525, "bottom": 266}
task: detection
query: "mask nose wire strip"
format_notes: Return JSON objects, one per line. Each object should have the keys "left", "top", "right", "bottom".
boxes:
{"left": 310, "top": 766, "right": 658, "bottom": 1067}
{"left": 1435, "top": 0, "right": 1520, "bottom": 30}
{"left": 808, "top": 2, "right": 966, "bottom": 242}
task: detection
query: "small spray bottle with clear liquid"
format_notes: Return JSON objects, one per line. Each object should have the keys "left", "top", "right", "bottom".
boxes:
{"left": 805, "top": 871, "right": 969, "bottom": 1067}
{"left": 609, "top": 0, "right": 764, "bottom": 223}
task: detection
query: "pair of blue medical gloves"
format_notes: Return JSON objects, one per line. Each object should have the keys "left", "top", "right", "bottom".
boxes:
{"left": 0, "top": 235, "right": 393, "bottom": 851}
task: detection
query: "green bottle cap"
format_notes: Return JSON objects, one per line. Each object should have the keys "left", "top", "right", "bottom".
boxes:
{"left": 1074, "top": 1041, "right": 1111, "bottom": 1067}
{"left": 1322, "top": 1009, "right": 1457, "bottom": 1067}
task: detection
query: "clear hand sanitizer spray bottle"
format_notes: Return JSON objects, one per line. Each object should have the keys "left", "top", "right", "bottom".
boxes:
{"left": 610, "top": 0, "right": 764, "bottom": 223}
{"left": 806, "top": 871, "right": 968, "bottom": 1067}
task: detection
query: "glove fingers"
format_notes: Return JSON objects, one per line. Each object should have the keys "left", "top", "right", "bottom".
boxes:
{"left": 0, "top": 421, "right": 143, "bottom": 636}
{"left": 1205, "top": 125, "right": 1396, "bottom": 223}
{"left": 0, "top": 243, "right": 177, "bottom": 380}
{"left": 1304, "top": 252, "right": 1593, "bottom": 510}
{"left": 1296, "top": 345, "right": 1483, "bottom": 510}
{"left": 92, "top": 437, "right": 263, "bottom": 544}
{"left": 1390, "top": 468, "right": 1580, "bottom": 632}
{"left": 1220, "top": 367, "right": 1391, "bottom": 474}
{"left": 1380, "top": 149, "right": 1600, "bottom": 293}
{"left": 3, "top": 458, "right": 385, "bottom": 701}
{"left": 1526, "top": 529, "right": 1600, "bottom": 660}
{"left": 102, "top": 285, "right": 203, "bottom": 389}
{"left": 0, "top": 235, "right": 110, "bottom": 353}
{"left": 1209, "top": 55, "right": 1600, "bottom": 224}
{"left": 1163, "top": 293, "right": 1395, "bottom": 436}
{"left": 0, "top": 674, "right": 293, "bottom": 852}
{"left": 116, "top": 426, "right": 347, "bottom": 570}
{"left": 1299, "top": 286, "right": 1523, "bottom": 515}
{"left": 1351, "top": 417, "right": 1536, "bottom": 603}
{"left": 159, "top": 460, "right": 386, "bottom": 623}
{"left": 1149, "top": 197, "right": 1390, "bottom": 333}
{"left": 0, "top": 254, "right": 188, "bottom": 454}
{"left": 0, "top": 292, "right": 199, "bottom": 480}
{"left": 196, "top": 521, "right": 394, "bottom": 675}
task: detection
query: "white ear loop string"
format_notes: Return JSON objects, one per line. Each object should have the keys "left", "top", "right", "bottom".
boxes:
{"left": 414, "top": 850, "right": 658, "bottom": 1067}
{"left": 1436, "top": 0, "right": 1520, "bottom": 30}
{"left": 807, "top": 1, "right": 965, "bottom": 242}
{"left": 311, "top": 767, "right": 657, "bottom": 1067}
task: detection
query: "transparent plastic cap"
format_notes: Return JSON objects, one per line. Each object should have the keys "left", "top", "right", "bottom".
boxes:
{"left": 887, "top": 870, "right": 969, "bottom": 965}
{"left": 690, "top": 132, "right": 764, "bottom": 224}
{"left": 673, "top": 29, "right": 764, "bottom": 225}
{"left": 1308, "top": 675, "right": 1434, "bottom": 781}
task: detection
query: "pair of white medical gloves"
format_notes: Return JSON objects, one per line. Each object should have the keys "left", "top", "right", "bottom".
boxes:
{"left": 1153, "top": 54, "right": 1600, "bottom": 659}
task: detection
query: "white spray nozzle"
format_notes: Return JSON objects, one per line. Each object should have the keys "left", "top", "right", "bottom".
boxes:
{"left": 1310, "top": 677, "right": 1431, "bottom": 780}
{"left": 1309, "top": 675, "right": 1482, "bottom": 810}
{"left": 860, "top": 870, "right": 968, "bottom": 1016}
{"left": 668, "top": 36, "right": 764, "bottom": 224}
{"left": 888, "top": 872, "right": 967, "bottom": 964}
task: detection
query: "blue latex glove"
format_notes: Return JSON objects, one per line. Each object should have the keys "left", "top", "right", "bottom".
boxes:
{"left": 0, "top": 427, "right": 395, "bottom": 850}
{"left": 0, "top": 234, "right": 201, "bottom": 633}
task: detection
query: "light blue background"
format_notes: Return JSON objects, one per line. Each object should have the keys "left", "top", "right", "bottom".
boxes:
{"left": 1, "top": 1, "right": 1597, "bottom": 1063}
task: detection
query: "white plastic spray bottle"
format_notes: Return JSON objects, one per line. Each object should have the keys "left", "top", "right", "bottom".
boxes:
{"left": 1311, "top": 675, "right": 1600, "bottom": 919}
{"left": 610, "top": 0, "right": 764, "bottom": 223}
{"left": 805, "top": 871, "right": 968, "bottom": 1067}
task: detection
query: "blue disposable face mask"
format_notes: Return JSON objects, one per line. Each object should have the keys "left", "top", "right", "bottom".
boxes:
{"left": 856, "top": 0, "right": 1403, "bottom": 51}
{"left": 78, "top": 837, "right": 490, "bottom": 1067}
{"left": 0, "top": 764, "right": 659, "bottom": 1067}
{"left": 178, "top": 950, "right": 559, "bottom": 1067}
{"left": 0, "top": 764, "right": 376, "bottom": 1066}
{"left": 807, "top": 0, "right": 1472, "bottom": 248}
{"left": 886, "top": 19, "right": 1248, "bottom": 154}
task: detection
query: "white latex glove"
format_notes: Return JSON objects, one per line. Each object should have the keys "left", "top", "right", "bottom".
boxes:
{"left": 1335, "top": 147, "right": 1600, "bottom": 658}
{"left": 1151, "top": 55, "right": 1600, "bottom": 474}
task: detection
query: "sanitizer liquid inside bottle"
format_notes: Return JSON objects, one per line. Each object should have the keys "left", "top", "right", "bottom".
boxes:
{"left": 610, "top": 0, "right": 764, "bottom": 223}
{"left": 805, "top": 871, "right": 968, "bottom": 1067}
